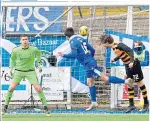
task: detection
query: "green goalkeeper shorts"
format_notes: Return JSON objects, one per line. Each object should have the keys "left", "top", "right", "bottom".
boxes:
{"left": 12, "top": 70, "right": 39, "bottom": 84}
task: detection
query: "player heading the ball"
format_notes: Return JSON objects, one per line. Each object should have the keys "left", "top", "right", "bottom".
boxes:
{"left": 58, "top": 27, "right": 126, "bottom": 111}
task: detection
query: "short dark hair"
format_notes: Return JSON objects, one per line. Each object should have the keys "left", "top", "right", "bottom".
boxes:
{"left": 134, "top": 41, "right": 143, "bottom": 46}
{"left": 64, "top": 27, "right": 74, "bottom": 37}
{"left": 20, "top": 34, "right": 28, "bottom": 38}
{"left": 100, "top": 34, "right": 114, "bottom": 44}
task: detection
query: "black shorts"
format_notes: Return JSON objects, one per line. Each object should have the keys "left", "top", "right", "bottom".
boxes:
{"left": 125, "top": 59, "right": 143, "bottom": 82}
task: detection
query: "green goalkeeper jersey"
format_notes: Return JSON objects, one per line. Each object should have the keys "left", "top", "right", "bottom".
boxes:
{"left": 9, "top": 45, "right": 41, "bottom": 71}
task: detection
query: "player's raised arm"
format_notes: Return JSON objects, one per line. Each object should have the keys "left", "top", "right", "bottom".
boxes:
{"left": 58, "top": 27, "right": 78, "bottom": 59}
{"left": 63, "top": 48, "right": 77, "bottom": 59}
{"left": 63, "top": 40, "right": 78, "bottom": 59}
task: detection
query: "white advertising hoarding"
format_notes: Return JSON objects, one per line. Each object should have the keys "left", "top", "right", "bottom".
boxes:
{"left": 1, "top": 67, "right": 71, "bottom": 101}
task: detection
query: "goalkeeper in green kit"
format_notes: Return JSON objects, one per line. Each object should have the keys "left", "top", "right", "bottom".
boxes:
{"left": 3, "top": 34, "right": 50, "bottom": 116}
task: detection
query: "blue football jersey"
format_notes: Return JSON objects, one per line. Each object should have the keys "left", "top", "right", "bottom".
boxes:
{"left": 69, "top": 35, "right": 95, "bottom": 65}
{"left": 63, "top": 34, "right": 102, "bottom": 78}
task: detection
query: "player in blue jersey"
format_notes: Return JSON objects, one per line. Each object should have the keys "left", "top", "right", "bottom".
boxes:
{"left": 58, "top": 27, "right": 127, "bottom": 111}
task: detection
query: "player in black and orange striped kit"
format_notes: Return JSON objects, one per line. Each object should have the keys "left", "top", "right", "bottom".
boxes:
{"left": 100, "top": 34, "right": 149, "bottom": 113}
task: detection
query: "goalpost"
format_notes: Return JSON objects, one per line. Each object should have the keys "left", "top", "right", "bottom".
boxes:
{"left": 1, "top": 3, "right": 149, "bottom": 112}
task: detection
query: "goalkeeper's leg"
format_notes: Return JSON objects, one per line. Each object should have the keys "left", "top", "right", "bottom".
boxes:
{"left": 32, "top": 84, "right": 50, "bottom": 116}
{"left": 3, "top": 82, "right": 18, "bottom": 115}
{"left": 27, "top": 71, "right": 50, "bottom": 116}
{"left": 3, "top": 71, "right": 23, "bottom": 115}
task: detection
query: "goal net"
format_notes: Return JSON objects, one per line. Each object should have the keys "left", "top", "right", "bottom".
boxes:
{"left": 1, "top": 5, "right": 149, "bottom": 113}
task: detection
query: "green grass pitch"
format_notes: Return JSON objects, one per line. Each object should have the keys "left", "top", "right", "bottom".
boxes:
{"left": 2, "top": 114, "right": 149, "bottom": 121}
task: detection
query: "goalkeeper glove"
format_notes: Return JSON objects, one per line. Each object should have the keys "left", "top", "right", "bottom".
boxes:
{"left": 37, "top": 62, "right": 43, "bottom": 73}
{"left": 38, "top": 67, "right": 42, "bottom": 73}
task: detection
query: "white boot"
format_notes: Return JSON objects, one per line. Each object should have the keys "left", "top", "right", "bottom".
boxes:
{"left": 86, "top": 102, "right": 98, "bottom": 111}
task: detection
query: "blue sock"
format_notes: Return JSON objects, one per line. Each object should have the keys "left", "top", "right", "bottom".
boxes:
{"left": 89, "top": 86, "right": 96, "bottom": 102}
{"left": 108, "top": 76, "right": 125, "bottom": 83}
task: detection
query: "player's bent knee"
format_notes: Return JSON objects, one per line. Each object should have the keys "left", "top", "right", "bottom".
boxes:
{"left": 100, "top": 74, "right": 108, "bottom": 83}
{"left": 8, "top": 82, "right": 18, "bottom": 91}
{"left": 88, "top": 83, "right": 94, "bottom": 87}
{"left": 136, "top": 80, "right": 143, "bottom": 87}
{"left": 9, "top": 85, "right": 16, "bottom": 91}
{"left": 33, "top": 84, "right": 42, "bottom": 93}
{"left": 87, "top": 81, "right": 93, "bottom": 87}
{"left": 87, "top": 78, "right": 94, "bottom": 87}
{"left": 8, "top": 87, "right": 15, "bottom": 92}
{"left": 35, "top": 87, "right": 42, "bottom": 93}
{"left": 126, "top": 78, "right": 134, "bottom": 88}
